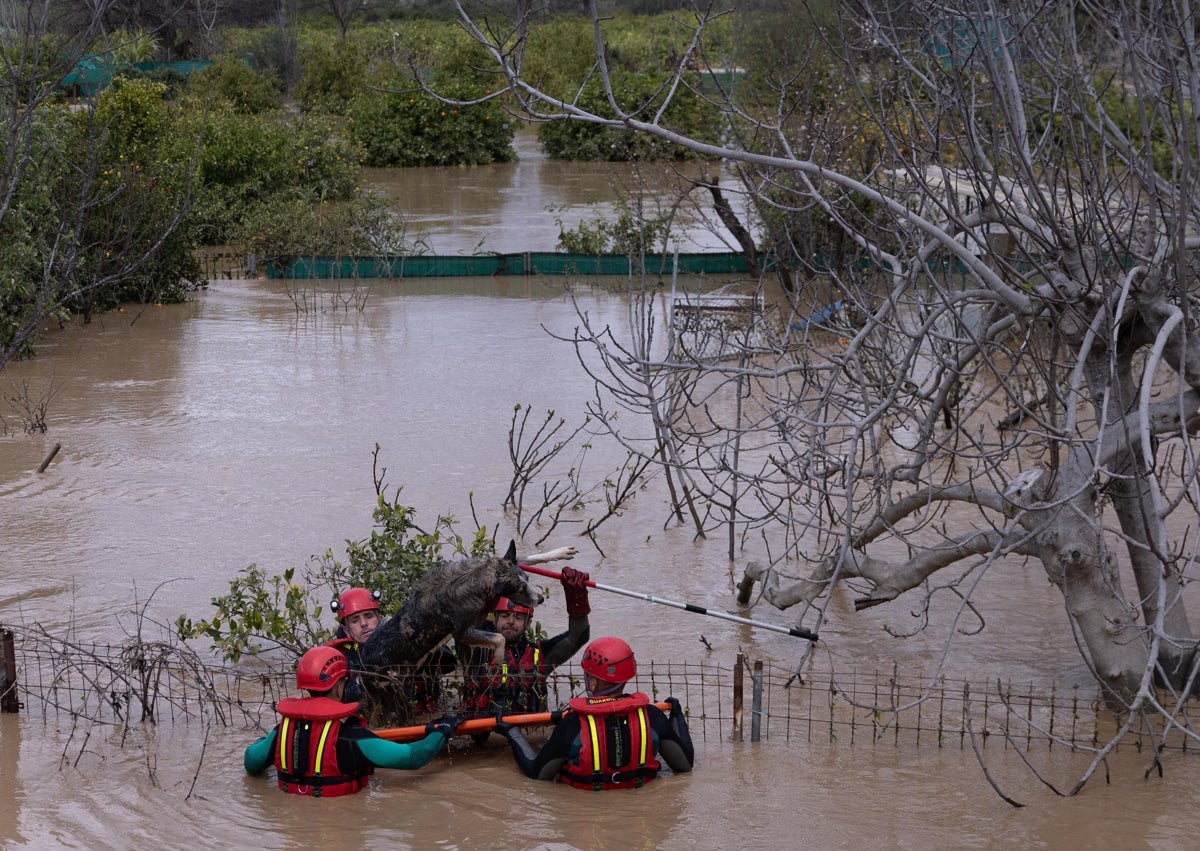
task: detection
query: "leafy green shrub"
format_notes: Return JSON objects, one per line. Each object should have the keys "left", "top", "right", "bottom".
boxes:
{"left": 519, "top": 13, "right": 737, "bottom": 98}
{"left": 346, "top": 81, "right": 516, "bottom": 167}
{"left": 237, "top": 190, "right": 410, "bottom": 263}
{"left": 169, "top": 105, "right": 363, "bottom": 245}
{"left": 184, "top": 54, "right": 283, "bottom": 114}
{"left": 537, "top": 69, "right": 720, "bottom": 161}
{"left": 287, "top": 116, "right": 364, "bottom": 202}
{"left": 94, "top": 76, "right": 172, "bottom": 155}
{"left": 294, "top": 38, "right": 370, "bottom": 115}
{"left": 555, "top": 195, "right": 671, "bottom": 255}
{"left": 0, "top": 78, "right": 207, "bottom": 356}
{"left": 61, "top": 81, "right": 203, "bottom": 311}
{"left": 176, "top": 463, "right": 492, "bottom": 663}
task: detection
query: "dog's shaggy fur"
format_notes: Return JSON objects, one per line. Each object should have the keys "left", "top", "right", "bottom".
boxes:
{"left": 359, "top": 540, "right": 575, "bottom": 672}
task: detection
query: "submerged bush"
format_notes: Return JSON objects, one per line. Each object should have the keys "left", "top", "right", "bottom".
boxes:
{"left": 176, "top": 459, "right": 492, "bottom": 664}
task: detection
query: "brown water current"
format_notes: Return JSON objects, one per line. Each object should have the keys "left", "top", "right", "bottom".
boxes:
{"left": 2, "top": 143, "right": 1200, "bottom": 848}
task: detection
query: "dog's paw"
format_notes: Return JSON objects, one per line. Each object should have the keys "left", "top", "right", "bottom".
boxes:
{"left": 526, "top": 546, "right": 577, "bottom": 564}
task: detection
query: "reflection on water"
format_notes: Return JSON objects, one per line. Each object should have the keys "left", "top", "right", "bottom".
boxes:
{"left": 2, "top": 277, "right": 1200, "bottom": 847}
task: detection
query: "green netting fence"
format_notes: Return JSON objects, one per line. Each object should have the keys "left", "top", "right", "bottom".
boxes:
{"left": 262, "top": 252, "right": 755, "bottom": 280}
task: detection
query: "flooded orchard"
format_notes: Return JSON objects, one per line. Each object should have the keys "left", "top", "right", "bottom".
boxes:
{"left": 2, "top": 146, "right": 1200, "bottom": 848}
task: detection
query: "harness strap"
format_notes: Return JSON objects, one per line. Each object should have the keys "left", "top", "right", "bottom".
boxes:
{"left": 498, "top": 646, "right": 542, "bottom": 685}
{"left": 568, "top": 765, "right": 660, "bottom": 786}
{"left": 276, "top": 770, "right": 365, "bottom": 788}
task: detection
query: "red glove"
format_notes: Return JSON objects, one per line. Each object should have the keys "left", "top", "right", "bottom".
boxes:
{"left": 560, "top": 566, "right": 591, "bottom": 617}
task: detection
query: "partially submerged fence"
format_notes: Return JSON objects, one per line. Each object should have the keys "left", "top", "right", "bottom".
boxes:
{"left": 5, "top": 625, "right": 1197, "bottom": 752}
{"left": 262, "top": 251, "right": 753, "bottom": 280}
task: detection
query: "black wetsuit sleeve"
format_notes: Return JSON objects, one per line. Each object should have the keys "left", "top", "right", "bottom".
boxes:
{"left": 508, "top": 715, "right": 582, "bottom": 781}
{"left": 539, "top": 615, "right": 590, "bottom": 670}
{"left": 650, "top": 705, "right": 695, "bottom": 772}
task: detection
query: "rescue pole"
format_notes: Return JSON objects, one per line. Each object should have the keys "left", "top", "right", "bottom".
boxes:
{"left": 520, "top": 563, "right": 818, "bottom": 642}
{"left": 373, "top": 703, "right": 672, "bottom": 743}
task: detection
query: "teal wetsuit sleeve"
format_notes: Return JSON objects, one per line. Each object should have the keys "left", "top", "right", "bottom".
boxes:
{"left": 354, "top": 731, "right": 447, "bottom": 770}
{"left": 244, "top": 729, "right": 277, "bottom": 775}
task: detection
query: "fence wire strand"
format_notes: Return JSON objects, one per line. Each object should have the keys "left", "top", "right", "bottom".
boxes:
{"left": 5, "top": 625, "right": 1198, "bottom": 752}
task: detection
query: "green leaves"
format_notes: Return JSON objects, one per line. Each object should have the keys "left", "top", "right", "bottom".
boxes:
{"left": 175, "top": 564, "right": 322, "bottom": 663}
{"left": 176, "top": 476, "right": 489, "bottom": 664}
{"left": 345, "top": 85, "right": 516, "bottom": 168}
{"left": 537, "top": 69, "right": 721, "bottom": 162}
{"left": 554, "top": 196, "right": 671, "bottom": 255}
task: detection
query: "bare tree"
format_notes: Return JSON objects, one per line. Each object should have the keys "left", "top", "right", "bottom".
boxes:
{"left": 92, "top": 0, "right": 224, "bottom": 57}
{"left": 435, "top": 0, "right": 1200, "bottom": 746}
{"left": 313, "top": 0, "right": 379, "bottom": 41}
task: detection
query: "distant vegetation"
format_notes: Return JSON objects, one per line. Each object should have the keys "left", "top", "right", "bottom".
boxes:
{"left": 0, "top": 2, "right": 812, "bottom": 363}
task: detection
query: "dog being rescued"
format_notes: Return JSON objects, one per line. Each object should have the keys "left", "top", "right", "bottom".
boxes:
{"left": 354, "top": 540, "right": 575, "bottom": 725}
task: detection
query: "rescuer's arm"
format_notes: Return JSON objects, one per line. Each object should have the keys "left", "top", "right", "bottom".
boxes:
{"left": 243, "top": 729, "right": 277, "bottom": 775}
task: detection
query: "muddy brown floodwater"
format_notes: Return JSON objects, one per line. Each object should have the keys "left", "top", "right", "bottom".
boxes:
{"left": 362, "top": 127, "right": 745, "bottom": 255}
{"left": 3, "top": 141, "right": 1200, "bottom": 848}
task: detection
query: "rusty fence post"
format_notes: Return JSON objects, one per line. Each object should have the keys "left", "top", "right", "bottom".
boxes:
{"left": 1, "top": 628, "right": 18, "bottom": 713}
{"left": 732, "top": 653, "right": 744, "bottom": 742}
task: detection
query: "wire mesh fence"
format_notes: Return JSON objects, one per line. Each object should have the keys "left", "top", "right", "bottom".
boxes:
{"left": 196, "top": 246, "right": 253, "bottom": 281}
{"left": 4, "top": 624, "right": 1197, "bottom": 752}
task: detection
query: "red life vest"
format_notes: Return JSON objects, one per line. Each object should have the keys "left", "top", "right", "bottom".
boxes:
{"left": 325, "top": 636, "right": 357, "bottom": 654}
{"left": 272, "top": 696, "right": 371, "bottom": 797}
{"left": 559, "top": 692, "right": 660, "bottom": 791}
{"left": 469, "top": 642, "right": 546, "bottom": 713}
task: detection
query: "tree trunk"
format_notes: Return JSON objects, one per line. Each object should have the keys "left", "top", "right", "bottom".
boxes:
{"left": 1035, "top": 512, "right": 1147, "bottom": 707}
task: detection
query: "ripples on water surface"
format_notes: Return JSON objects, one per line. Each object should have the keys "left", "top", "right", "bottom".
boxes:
{"left": 2, "top": 277, "right": 1200, "bottom": 848}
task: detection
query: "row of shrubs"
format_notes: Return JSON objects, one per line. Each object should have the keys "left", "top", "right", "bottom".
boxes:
{"left": 2, "top": 13, "right": 735, "bottom": 358}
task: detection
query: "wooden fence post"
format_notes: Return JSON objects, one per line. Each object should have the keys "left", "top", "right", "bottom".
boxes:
{"left": 36, "top": 442, "right": 61, "bottom": 473}
{"left": 1, "top": 629, "right": 18, "bottom": 713}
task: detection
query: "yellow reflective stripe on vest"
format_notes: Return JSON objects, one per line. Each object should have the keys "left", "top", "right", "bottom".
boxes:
{"left": 499, "top": 660, "right": 509, "bottom": 684}
{"left": 585, "top": 714, "right": 602, "bottom": 773}
{"left": 313, "top": 720, "right": 335, "bottom": 775}
{"left": 636, "top": 707, "right": 649, "bottom": 765}
{"left": 279, "top": 718, "right": 292, "bottom": 771}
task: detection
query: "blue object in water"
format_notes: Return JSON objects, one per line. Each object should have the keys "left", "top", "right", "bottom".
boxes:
{"left": 789, "top": 300, "right": 844, "bottom": 332}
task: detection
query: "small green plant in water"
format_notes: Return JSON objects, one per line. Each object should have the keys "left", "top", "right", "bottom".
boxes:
{"left": 554, "top": 196, "right": 670, "bottom": 256}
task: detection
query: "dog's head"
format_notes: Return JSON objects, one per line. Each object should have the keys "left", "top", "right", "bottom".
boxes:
{"left": 492, "top": 539, "right": 544, "bottom": 611}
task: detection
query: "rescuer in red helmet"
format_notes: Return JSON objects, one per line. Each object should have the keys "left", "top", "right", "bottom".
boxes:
{"left": 327, "top": 585, "right": 457, "bottom": 710}
{"left": 243, "top": 645, "right": 462, "bottom": 797}
{"left": 462, "top": 565, "right": 593, "bottom": 729}
{"left": 493, "top": 636, "right": 694, "bottom": 790}
{"left": 325, "top": 587, "right": 383, "bottom": 703}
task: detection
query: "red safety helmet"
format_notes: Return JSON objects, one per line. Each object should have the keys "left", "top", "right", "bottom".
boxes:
{"left": 580, "top": 636, "right": 637, "bottom": 685}
{"left": 296, "top": 646, "right": 349, "bottom": 692}
{"left": 494, "top": 596, "right": 534, "bottom": 617}
{"left": 330, "top": 587, "right": 381, "bottom": 622}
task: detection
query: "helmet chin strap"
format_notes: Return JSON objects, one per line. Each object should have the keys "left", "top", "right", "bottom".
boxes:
{"left": 586, "top": 679, "right": 623, "bottom": 698}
